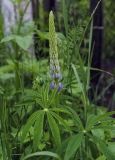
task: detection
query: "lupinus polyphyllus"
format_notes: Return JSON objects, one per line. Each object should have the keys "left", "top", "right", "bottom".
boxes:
{"left": 49, "top": 11, "right": 63, "bottom": 92}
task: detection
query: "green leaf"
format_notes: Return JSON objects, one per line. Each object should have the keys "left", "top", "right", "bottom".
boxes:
{"left": 15, "top": 35, "right": 32, "bottom": 50}
{"left": 21, "top": 110, "right": 42, "bottom": 142}
{"left": 71, "top": 64, "right": 86, "bottom": 103}
{"left": 91, "top": 128, "right": 105, "bottom": 140}
{"left": 1, "top": 34, "right": 32, "bottom": 50}
{"left": 33, "top": 111, "right": 45, "bottom": 151}
{"left": 48, "top": 87, "right": 57, "bottom": 106}
{"left": 36, "top": 29, "right": 65, "bottom": 42}
{"left": 64, "top": 133, "right": 83, "bottom": 160}
{"left": 36, "top": 30, "right": 49, "bottom": 40}
{"left": 91, "top": 135, "right": 115, "bottom": 160}
{"left": 47, "top": 112, "right": 61, "bottom": 148}
{"left": 66, "top": 106, "right": 84, "bottom": 130}
{"left": 96, "top": 155, "right": 106, "bottom": 160}
{"left": 22, "top": 151, "right": 61, "bottom": 160}
{"left": 108, "top": 142, "right": 115, "bottom": 156}
{"left": 1, "top": 35, "right": 15, "bottom": 43}
{"left": 86, "top": 111, "right": 115, "bottom": 131}
{"left": 41, "top": 84, "right": 49, "bottom": 108}
{"left": 51, "top": 107, "right": 71, "bottom": 115}
{"left": 50, "top": 111, "right": 70, "bottom": 131}
{"left": 99, "top": 141, "right": 115, "bottom": 160}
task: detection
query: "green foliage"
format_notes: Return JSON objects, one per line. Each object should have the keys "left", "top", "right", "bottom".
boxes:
{"left": 64, "top": 133, "right": 83, "bottom": 160}
{"left": 20, "top": 84, "right": 72, "bottom": 151}
{"left": 22, "top": 151, "right": 61, "bottom": 160}
{"left": 0, "top": 0, "right": 114, "bottom": 160}
{"left": 1, "top": 34, "right": 32, "bottom": 51}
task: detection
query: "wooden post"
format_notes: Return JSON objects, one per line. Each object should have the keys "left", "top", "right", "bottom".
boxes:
{"left": 31, "top": 0, "right": 39, "bottom": 21}
{"left": 43, "top": 0, "right": 56, "bottom": 12}
{"left": 43, "top": 0, "right": 56, "bottom": 25}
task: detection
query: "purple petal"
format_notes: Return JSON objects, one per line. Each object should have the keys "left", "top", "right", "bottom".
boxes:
{"left": 50, "top": 73, "right": 62, "bottom": 80}
{"left": 58, "top": 82, "right": 63, "bottom": 92}
{"left": 50, "top": 81, "right": 56, "bottom": 89}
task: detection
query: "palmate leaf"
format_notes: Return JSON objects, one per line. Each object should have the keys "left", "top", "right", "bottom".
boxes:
{"left": 49, "top": 89, "right": 58, "bottom": 106}
{"left": 66, "top": 106, "right": 84, "bottom": 130}
{"left": 20, "top": 89, "right": 45, "bottom": 108}
{"left": 22, "top": 151, "right": 61, "bottom": 160}
{"left": 64, "top": 133, "right": 83, "bottom": 160}
{"left": 47, "top": 112, "right": 61, "bottom": 148}
{"left": 86, "top": 111, "right": 115, "bottom": 131}
{"left": 51, "top": 107, "right": 71, "bottom": 115}
{"left": 17, "top": 89, "right": 40, "bottom": 107}
{"left": 21, "top": 110, "right": 42, "bottom": 143}
{"left": 50, "top": 111, "right": 71, "bottom": 131}
{"left": 23, "top": 89, "right": 41, "bottom": 99}
{"left": 92, "top": 118, "right": 115, "bottom": 130}
{"left": 33, "top": 111, "right": 45, "bottom": 151}
{"left": 41, "top": 84, "right": 50, "bottom": 108}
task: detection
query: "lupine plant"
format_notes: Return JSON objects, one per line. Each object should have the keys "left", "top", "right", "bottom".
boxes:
{"left": 20, "top": 11, "right": 72, "bottom": 159}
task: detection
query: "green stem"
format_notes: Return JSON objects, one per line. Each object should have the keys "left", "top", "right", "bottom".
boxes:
{"left": 1, "top": 97, "right": 12, "bottom": 160}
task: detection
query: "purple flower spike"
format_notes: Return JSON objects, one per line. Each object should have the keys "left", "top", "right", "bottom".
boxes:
{"left": 58, "top": 82, "right": 63, "bottom": 92}
{"left": 50, "top": 81, "right": 56, "bottom": 89}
